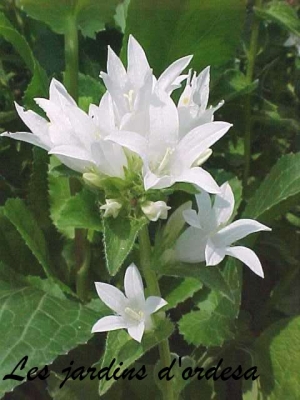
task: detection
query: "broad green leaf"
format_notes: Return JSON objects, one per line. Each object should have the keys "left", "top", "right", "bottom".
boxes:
{"left": 99, "top": 318, "right": 174, "bottom": 395}
{"left": 244, "top": 153, "right": 300, "bottom": 221}
{"left": 114, "top": 0, "right": 130, "bottom": 33}
{"left": 103, "top": 216, "right": 147, "bottom": 276}
{"left": 0, "top": 278, "right": 100, "bottom": 397}
{"left": 254, "top": 316, "right": 300, "bottom": 399}
{"left": 3, "top": 198, "right": 52, "bottom": 278}
{"left": 57, "top": 189, "right": 102, "bottom": 231}
{"left": 255, "top": 1, "right": 300, "bottom": 35}
{"left": 178, "top": 258, "right": 241, "bottom": 347}
{"left": 122, "top": 0, "right": 246, "bottom": 75}
{"left": 17, "top": 0, "right": 120, "bottom": 38}
{"left": 165, "top": 277, "right": 202, "bottom": 310}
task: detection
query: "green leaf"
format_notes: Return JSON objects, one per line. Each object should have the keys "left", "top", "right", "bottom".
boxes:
{"left": 99, "top": 318, "right": 174, "bottom": 396}
{"left": 57, "top": 189, "right": 102, "bottom": 231}
{"left": 114, "top": 0, "right": 130, "bottom": 33}
{"left": 0, "top": 11, "right": 48, "bottom": 106}
{"left": 103, "top": 216, "right": 147, "bottom": 276}
{"left": 122, "top": 0, "right": 246, "bottom": 75}
{"left": 243, "top": 153, "right": 300, "bottom": 221}
{"left": 48, "top": 158, "right": 74, "bottom": 239}
{"left": 178, "top": 258, "right": 241, "bottom": 347}
{"left": 255, "top": 1, "right": 300, "bottom": 36}
{"left": 254, "top": 316, "right": 300, "bottom": 399}
{"left": 3, "top": 198, "right": 52, "bottom": 278}
{"left": 0, "top": 278, "right": 100, "bottom": 397}
{"left": 17, "top": 0, "right": 120, "bottom": 38}
{"left": 165, "top": 278, "right": 202, "bottom": 310}
{"left": 159, "top": 262, "right": 235, "bottom": 303}
{"left": 78, "top": 73, "right": 106, "bottom": 112}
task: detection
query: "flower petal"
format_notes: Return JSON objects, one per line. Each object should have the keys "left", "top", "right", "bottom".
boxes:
{"left": 145, "top": 296, "right": 167, "bottom": 314}
{"left": 106, "top": 131, "right": 148, "bottom": 160}
{"left": 1, "top": 131, "right": 50, "bottom": 151}
{"left": 14, "top": 102, "right": 49, "bottom": 136}
{"left": 175, "top": 226, "right": 207, "bottom": 263}
{"left": 94, "top": 282, "right": 128, "bottom": 315}
{"left": 143, "top": 168, "right": 173, "bottom": 191}
{"left": 205, "top": 238, "right": 226, "bottom": 266}
{"left": 177, "top": 167, "right": 220, "bottom": 194}
{"left": 127, "top": 321, "right": 145, "bottom": 342}
{"left": 92, "top": 316, "right": 127, "bottom": 333}
{"left": 49, "top": 78, "right": 76, "bottom": 107}
{"left": 124, "top": 263, "right": 145, "bottom": 305}
{"left": 182, "top": 209, "right": 202, "bottom": 228}
{"left": 106, "top": 45, "right": 127, "bottom": 87}
{"left": 177, "top": 121, "right": 232, "bottom": 167}
{"left": 213, "top": 181, "right": 234, "bottom": 225}
{"left": 157, "top": 55, "right": 193, "bottom": 94}
{"left": 225, "top": 246, "right": 264, "bottom": 278}
{"left": 215, "top": 219, "right": 271, "bottom": 246}
{"left": 127, "top": 35, "right": 151, "bottom": 87}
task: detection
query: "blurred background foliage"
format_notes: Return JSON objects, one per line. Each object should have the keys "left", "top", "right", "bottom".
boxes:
{"left": 0, "top": 0, "right": 299, "bottom": 399}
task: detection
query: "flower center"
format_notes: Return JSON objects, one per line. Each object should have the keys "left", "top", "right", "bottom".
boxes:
{"left": 153, "top": 147, "right": 175, "bottom": 175}
{"left": 124, "top": 89, "right": 135, "bottom": 111}
{"left": 124, "top": 307, "right": 144, "bottom": 322}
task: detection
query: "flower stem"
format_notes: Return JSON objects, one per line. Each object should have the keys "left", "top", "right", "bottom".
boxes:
{"left": 138, "top": 225, "right": 174, "bottom": 400}
{"left": 64, "top": 16, "right": 79, "bottom": 102}
{"left": 243, "top": 0, "right": 262, "bottom": 190}
{"left": 63, "top": 13, "right": 87, "bottom": 295}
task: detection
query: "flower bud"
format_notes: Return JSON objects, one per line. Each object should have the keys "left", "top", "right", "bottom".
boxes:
{"left": 83, "top": 172, "right": 102, "bottom": 188}
{"left": 100, "top": 199, "right": 122, "bottom": 218}
{"left": 141, "top": 201, "right": 171, "bottom": 222}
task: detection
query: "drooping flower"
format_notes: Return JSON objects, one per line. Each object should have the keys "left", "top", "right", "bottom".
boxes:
{"left": 100, "top": 199, "right": 122, "bottom": 218}
{"left": 175, "top": 182, "right": 271, "bottom": 277}
{"left": 141, "top": 200, "right": 171, "bottom": 221}
{"left": 1, "top": 79, "right": 127, "bottom": 179}
{"left": 92, "top": 263, "right": 167, "bottom": 342}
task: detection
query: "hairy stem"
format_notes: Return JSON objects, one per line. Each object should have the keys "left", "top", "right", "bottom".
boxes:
{"left": 138, "top": 225, "right": 174, "bottom": 400}
{"left": 243, "top": 0, "right": 262, "bottom": 189}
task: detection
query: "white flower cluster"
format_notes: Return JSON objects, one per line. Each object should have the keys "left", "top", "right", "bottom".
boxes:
{"left": 1, "top": 37, "right": 271, "bottom": 342}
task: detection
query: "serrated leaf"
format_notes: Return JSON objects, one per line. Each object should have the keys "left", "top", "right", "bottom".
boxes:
{"left": 244, "top": 153, "right": 300, "bottom": 221}
{"left": 0, "top": 278, "right": 101, "bottom": 397}
{"left": 122, "top": 0, "right": 245, "bottom": 75}
{"left": 255, "top": 1, "right": 300, "bottom": 35}
{"left": 103, "top": 216, "right": 147, "bottom": 276}
{"left": 178, "top": 258, "right": 241, "bottom": 347}
{"left": 57, "top": 189, "right": 102, "bottom": 231}
{"left": 99, "top": 318, "right": 174, "bottom": 396}
{"left": 254, "top": 316, "right": 300, "bottom": 399}
{"left": 165, "top": 278, "right": 202, "bottom": 310}
{"left": 17, "top": 0, "right": 120, "bottom": 38}
{"left": 3, "top": 198, "right": 52, "bottom": 278}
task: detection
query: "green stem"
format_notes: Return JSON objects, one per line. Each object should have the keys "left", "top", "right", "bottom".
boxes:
{"left": 243, "top": 0, "right": 262, "bottom": 190}
{"left": 63, "top": 13, "right": 87, "bottom": 294}
{"left": 138, "top": 225, "right": 174, "bottom": 400}
{"left": 64, "top": 16, "right": 79, "bottom": 101}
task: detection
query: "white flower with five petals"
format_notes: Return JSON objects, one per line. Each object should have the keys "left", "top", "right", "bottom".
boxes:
{"left": 92, "top": 263, "right": 167, "bottom": 342}
{"left": 175, "top": 182, "right": 271, "bottom": 277}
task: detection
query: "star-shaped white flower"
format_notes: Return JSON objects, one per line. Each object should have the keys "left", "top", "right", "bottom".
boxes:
{"left": 92, "top": 263, "right": 167, "bottom": 342}
{"left": 1, "top": 79, "right": 127, "bottom": 178}
{"left": 178, "top": 66, "right": 224, "bottom": 138}
{"left": 175, "top": 182, "right": 271, "bottom": 277}
{"left": 141, "top": 200, "right": 171, "bottom": 221}
{"left": 100, "top": 199, "right": 122, "bottom": 218}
